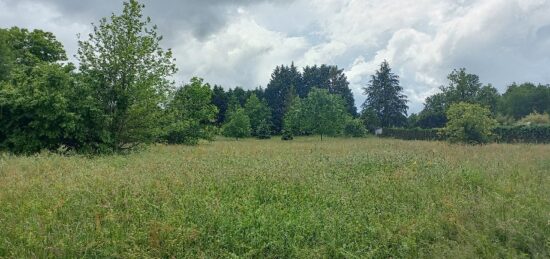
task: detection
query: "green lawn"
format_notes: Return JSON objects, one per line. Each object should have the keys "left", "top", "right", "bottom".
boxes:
{"left": 1, "top": 137, "right": 549, "bottom": 258}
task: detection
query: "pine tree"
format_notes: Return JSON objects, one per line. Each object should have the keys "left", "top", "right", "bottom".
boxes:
{"left": 265, "top": 63, "right": 302, "bottom": 133}
{"left": 362, "top": 61, "right": 408, "bottom": 128}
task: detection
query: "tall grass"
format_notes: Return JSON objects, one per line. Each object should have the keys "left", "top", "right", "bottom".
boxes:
{"left": 1, "top": 137, "right": 549, "bottom": 258}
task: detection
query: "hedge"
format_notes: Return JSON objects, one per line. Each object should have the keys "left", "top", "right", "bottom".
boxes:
{"left": 381, "top": 125, "right": 550, "bottom": 143}
{"left": 493, "top": 125, "right": 550, "bottom": 143}
{"left": 380, "top": 128, "right": 443, "bottom": 141}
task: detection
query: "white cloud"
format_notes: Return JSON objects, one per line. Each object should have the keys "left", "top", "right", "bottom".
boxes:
{"left": 2, "top": 0, "right": 550, "bottom": 113}
{"left": 172, "top": 14, "right": 309, "bottom": 88}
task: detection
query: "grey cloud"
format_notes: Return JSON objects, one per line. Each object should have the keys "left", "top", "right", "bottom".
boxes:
{"left": 4, "top": 0, "right": 294, "bottom": 40}
{"left": 2, "top": 0, "right": 550, "bottom": 114}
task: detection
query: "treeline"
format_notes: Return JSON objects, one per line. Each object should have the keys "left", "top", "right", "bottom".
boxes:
{"left": 408, "top": 69, "right": 550, "bottom": 129}
{"left": 0, "top": 0, "right": 361, "bottom": 154}
{"left": 1, "top": 0, "right": 549, "bottom": 154}
{"left": 376, "top": 68, "right": 550, "bottom": 144}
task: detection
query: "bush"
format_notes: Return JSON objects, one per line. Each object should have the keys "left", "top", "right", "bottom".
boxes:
{"left": 164, "top": 120, "right": 201, "bottom": 145}
{"left": 518, "top": 112, "right": 550, "bottom": 126}
{"left": 256, "top": 120, "right": 272, "bottom": 139}
{"left": 493, "top": 125, "right": 550, "bottom": 143}
{"left": 443, "top": 102, "right": 497, "bottom": 144}
{"left": 344, "top": 119, "right": 367, "bottom": 137}
{"left": 222, "top": 108, "right": 251, "bottom": 140}
{"left": 380, "top": 128, "right": 442, "bottom": 141}
{"left": 281, "top": 130, "right": 294, "bottom": 141}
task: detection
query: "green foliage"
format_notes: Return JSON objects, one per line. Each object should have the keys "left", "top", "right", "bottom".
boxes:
{"left": 301, "top": 65, "right": 357, "bottom": 116}
{"left": 283, "top": 97, "right": 306, "bottom": 136}
{"left": 298, "top": 88, "right": 348, "bottom": 140}
{"left": 518, "top": 112, "right": 550, "bottom": 126}
{"left": 266, "top": 63, "right": 358, "bottom": 133}
{"left": 493, "top": 125, "right": 550, "bottom": 143}
{"left": 305, "top": 89, "right": 348, "bottom": 139}
{"left": 380, "top": 128, "right": 443, "bottom": 141}
{"left": 77, "top": 0, "right": 177, "bottom": 151}
{"left": 0, "top": 30, "right": 14, "bottom": 81}
{"left": 416, "top": 93, "right": 448, "bottom": 128}
{"left": 360, "top": 107, "right": 381, "bottom": 132}
{"left": 499, "top": 83, "right": 550, "bottom": 119}
{"left": 211, "top": 85, "right": 228, "bottom": 125}
{"left": 265, "top": 64, "right": 301, "bottom": 133}
{"left": 163, "top": 77, "right": 218, "bottom": 145}
{"left": 281, "top": 129, "right": 294, "bottom": 141}
{"left": 0, "top": 27, "right": 67, "bottom": 69}
{"left": 222, "top": 108, "right": 251, "bottom": 139}
{"left": 362, "top": 60, "right": 408, "bottom": 127}
{"left": 0, "top": 64, "right": 79, "bottom": 154}
{"left": 343, "top": 119, "right": 367, "bottom": 137}
{"left": 244, "top": 94, "right": 272, "bottom": 136}
{"left": 418, "top": 69, "right": 501, "bottom": 129}
{"left": 443, "top": 102, "right": 497, "bottom": 144}
{"left": 255, "top": 119, "right": 272, "bottom": 139}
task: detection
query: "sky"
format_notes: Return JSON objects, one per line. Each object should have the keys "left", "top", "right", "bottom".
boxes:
{"left": 1, "top": 0, "right": 550, "bottom": 113}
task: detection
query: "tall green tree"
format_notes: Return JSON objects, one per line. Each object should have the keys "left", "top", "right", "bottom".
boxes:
{"left": 222, "top": 108, "right": 251, "bottom": 140}
{"left": 211, "top": 85, "right": 228, "bottom": 125}
{"left": 302, "top": 65, "right": 357, "bottom": 116}
{"left": 291, "top": 88, "right": 348, "bottom": 140}
{"left": 362, "top": 60, "right": 408, "bottom": 127}
{"left": 1, "top": 27, "right": 66, "bottom": 70}
{"left": 305, "top": 89, "right": 348, "bottom": 140}
{"left": 0, "top": 29, "right": 13, "bottom": 81}
{"left": 0, "top": 27, "right": 92, "bottom": 153}
{"left": 499, "top": 83, "right": 549, "bottom": 119}
{"left": 416, "top": 93, "right": 448, "bottom": 128}
{"left": 244, "top": 93, "right": 272, "bottom": 136}
{"left": 283, "top": 96, "right": 306, "bottom": 136}
{"left": 163, "top": 77, "right": 218, "bottom": 145}
{"left": 77, "top": 0, "right": 177, "bottom": 150}
{"left": 265, "top": 63, "right": 301, "bottom": 133}
{"left": 360, "top": 107, "right": 381, "bottom": 132}
{"left": 417, "top": 68, "right": 500, "bottom": 128}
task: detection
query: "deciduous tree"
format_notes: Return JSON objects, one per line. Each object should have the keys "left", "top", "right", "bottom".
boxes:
{"left": 77, "top": 0, "right": 177, "bottom": 150}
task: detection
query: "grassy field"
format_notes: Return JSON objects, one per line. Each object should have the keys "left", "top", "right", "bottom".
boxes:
{"left": 0, "top": 137, "right": 549, "bottom": 258}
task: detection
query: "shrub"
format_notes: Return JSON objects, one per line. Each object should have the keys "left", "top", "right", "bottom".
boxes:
{"left": 164, "top": 120, "right": 201, "bottom": 145}
{"left": 344, "top": 119, "right": 367, "bottom": 137}
{"left": 281, "top": 130, "right": 294, "bottom": 141}
{"left": 443, "top": 102, "right": 497, "bottom": 144}
{"left": 518, "top": 112, "right": 550, "bottom": 126}
{"left": 256, "top": 120, "right": 272, "bottom": 140}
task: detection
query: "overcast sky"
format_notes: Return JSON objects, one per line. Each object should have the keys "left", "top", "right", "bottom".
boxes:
{"left": 1, "top": 0, "right": 549, "bottom": 113}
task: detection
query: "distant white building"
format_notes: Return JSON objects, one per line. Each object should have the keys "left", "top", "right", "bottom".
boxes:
{"left": 375, "top": 128, "right": 383, "bottom": 135}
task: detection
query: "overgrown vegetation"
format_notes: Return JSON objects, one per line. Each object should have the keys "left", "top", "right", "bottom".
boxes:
{"left": 1, "top": 137, "right": 548, "bottom": 258}
{"left": 443, "top": 102, "right": 497, "bottom": 144}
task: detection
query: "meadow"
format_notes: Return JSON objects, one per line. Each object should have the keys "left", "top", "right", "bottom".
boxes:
{"left": 0, "top": 137, "right": 549, "bottom": 258}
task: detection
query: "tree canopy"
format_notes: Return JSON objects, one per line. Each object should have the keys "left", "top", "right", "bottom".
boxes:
{"left": 77, "top": 0, "right": 177, "bottom": 150}
{"left": 362, "top": 60, "right": 408, "bottom": 127}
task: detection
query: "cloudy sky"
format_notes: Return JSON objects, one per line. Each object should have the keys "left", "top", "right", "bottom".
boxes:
{"left": 1, "top": 0, "right": 550, "bottom": 112}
